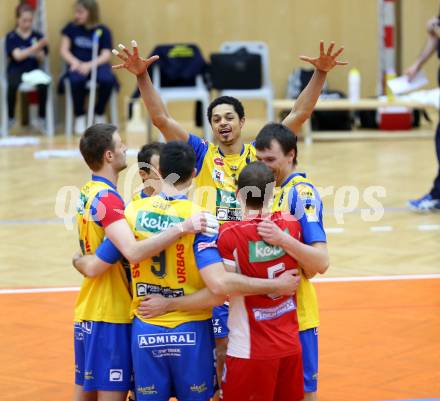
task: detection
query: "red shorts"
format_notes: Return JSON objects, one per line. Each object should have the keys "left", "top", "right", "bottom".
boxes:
{"left": 221, "top": 353, "right": 304, "bottom": 401}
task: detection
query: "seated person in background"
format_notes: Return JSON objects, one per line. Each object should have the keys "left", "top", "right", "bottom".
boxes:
{"left": 5, "top": 3, "right": 48, "bottom": 132}
{"left": 60, "top": 0, "right": 117, "bottom": 134}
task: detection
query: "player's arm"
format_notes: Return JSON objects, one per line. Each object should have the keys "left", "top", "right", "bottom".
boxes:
{"left": 137, "top": 289, "right": 226, "bottom": 319}
{"left": 200, "top": 262, "right": 299, "bottom": 296}
{"left": 105, "top": 211, "right": 214, "bottom": 264}
{"left": 257, "top": 220, "right": 329, "bottom": 278}
{"left": 112, "top": 40, "right": 189, "bottom": 142}
{"left": 282, "top": 40, "right": 347, "bottom": 134}
{"left": 406, "top": 17, "right": 438, "bottom": 81}
{"left": 193, "top": 233, "right": 299, "bottom": 296}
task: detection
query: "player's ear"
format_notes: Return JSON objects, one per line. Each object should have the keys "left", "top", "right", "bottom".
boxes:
{"left": 192, "top": 168, "right": 197, "bottom": 178}
{"left": 103, "top": 149, "right": 113, "bottom": 164}
{"left": 239, "top": 116, "right": 245, "bottom": 129}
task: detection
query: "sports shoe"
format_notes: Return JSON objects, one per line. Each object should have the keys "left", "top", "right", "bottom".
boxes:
{"left": 408, "top": 194, "right": 440, "bottom": 212}
{"left": 74, "top": 115, "right": 86, "bottom": 135}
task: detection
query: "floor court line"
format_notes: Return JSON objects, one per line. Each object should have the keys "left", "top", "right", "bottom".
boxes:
{"left": 1, "top": 273, "right": 440, "bottom": 295}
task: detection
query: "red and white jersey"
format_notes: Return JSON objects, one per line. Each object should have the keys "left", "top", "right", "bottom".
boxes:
{"left": 217, "top": 212, "right": 302, "bottom": 360}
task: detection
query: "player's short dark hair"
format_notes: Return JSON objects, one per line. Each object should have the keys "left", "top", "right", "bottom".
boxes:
{"left": 137, "top": 142, "right": 165, "bottom": 173}
{"left": 255, "top": 123, "right": 298, "bottom": 166}
{"left": 237, "top": 161, "right": 275, "bottom": 209}
{"left": 79, "top": 124, "right": 117, "bottom": 171}
{"left": 159, "top": 141, "right": 196, "bottom": 185}
{"left": 207, "top": 96, "right": 245, "bottom": 122}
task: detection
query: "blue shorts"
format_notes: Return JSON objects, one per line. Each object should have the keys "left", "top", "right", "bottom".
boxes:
{"left": 132, "top": 317, "right": 216, "bottom": 401}
{"left": 212, "top": 304, "right": 229, "bottom": 339}
{"left": 299, "top": 327, "right": 319, "bottom": 393}
{"left": 74, "top": 321, "right": 132, "bottom": 391}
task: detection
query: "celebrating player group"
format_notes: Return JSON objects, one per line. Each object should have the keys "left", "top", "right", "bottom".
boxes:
{"left": 71, "top": 39, "right": 346, "bottom": 401}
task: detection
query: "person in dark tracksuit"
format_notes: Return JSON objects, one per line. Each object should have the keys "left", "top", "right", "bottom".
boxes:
{"left": 60, "top": 0, "right": 117, "bottom": 135}
{"left": 407, "top": 11, "right": 440, "bottom": 212}
{"left": 5, "top": 3, "right": 48, "bottom": 131}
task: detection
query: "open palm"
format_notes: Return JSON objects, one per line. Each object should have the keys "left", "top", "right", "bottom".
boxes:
{"left": 112, "top": 41, "right": 159, "bottom": 76}
{"left": 300, "top": 41, "right": 347, "bottom": 72}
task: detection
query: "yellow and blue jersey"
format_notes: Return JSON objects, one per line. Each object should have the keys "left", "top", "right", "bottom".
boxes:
{"left": 75, "top": 175, "right": 132, "bottom": 324}
{"left": 131, "top": 189, "right": 150, "bottom": 203}
{"left": 188, "top": 134, "right": 256, "bottom": 223}
{"left": 124, "top": 192, "right": 222, "bottom": 328}
{"left": 272, "top": 172, "right": 327, "bottom": 331}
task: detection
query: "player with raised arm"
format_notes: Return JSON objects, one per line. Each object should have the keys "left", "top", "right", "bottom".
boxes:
{"left": 74, "top": 141, "right": 299, "bottom": 401}
{"left": 111, "top": 40, "right": 345, "bottom": 388}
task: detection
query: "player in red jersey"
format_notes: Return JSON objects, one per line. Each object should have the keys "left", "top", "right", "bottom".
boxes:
{"left": 218, "top": 161, "right": 304, "bottom": 401}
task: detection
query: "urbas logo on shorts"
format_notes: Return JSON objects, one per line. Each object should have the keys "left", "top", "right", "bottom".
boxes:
{"left": 138, "top": 332, "right": 197, "bottom": 348}
{"left": 109, "top": 369, "right": 123, "bottom": 382}
{"left": 135, "top": 211, "right": 184, "bottom": 233}
{"left": 249, "top": 240, "right": 286, "bottom": 262}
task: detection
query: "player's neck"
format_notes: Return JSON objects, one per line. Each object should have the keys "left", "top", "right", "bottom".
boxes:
{"left": 93, "top": 167, "right": 119, "bottom": 188}
{"left": 160, "top": 181, "right": 190, "bottom": 198}
{"left": 242, "top": 207, "right": 266, "bottom": 219}
{"left": 277, "top": 167, "right": 296, "bottom": 187}
{"left": 142, "top": 186, "right": 155, "bottom": 197}
{"left": 218, "top": 140, "right": 243, "bottom": 156}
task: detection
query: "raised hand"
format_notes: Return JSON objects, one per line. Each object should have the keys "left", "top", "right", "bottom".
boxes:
{"left": 112, "top": 40, "right": 159, "bottom": 77}
{"left": 299, "top": 40, "right": 347, "bottom": 72}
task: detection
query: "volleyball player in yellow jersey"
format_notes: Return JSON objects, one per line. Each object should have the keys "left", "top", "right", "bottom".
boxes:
{"left": 254, "top": 123, "right": 329, "bottom": 401}
{"left": 73, "top": 124, "right": 217, "bottom": 401}
{"left": 112, "top": 39, "right": 346, "bottom": 385}
{"left": 131, "top": 142, "right": 164, "bottom": 202}
{"left": 76, "top": 141, "right": 300, "bottom": 401}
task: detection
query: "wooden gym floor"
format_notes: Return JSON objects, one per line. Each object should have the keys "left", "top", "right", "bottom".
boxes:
{"left": 0, "top": 125, "right": 439, "bottom": 401}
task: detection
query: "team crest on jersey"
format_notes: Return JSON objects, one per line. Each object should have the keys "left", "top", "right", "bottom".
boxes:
{"left": 249, "top": 240, "right": 286, "bottom": 262}
{"left": 212, "top": 169, "right": 225, "bottom": 183}
{"left": 304, "top": 203, "right": 318, "bottom": 222}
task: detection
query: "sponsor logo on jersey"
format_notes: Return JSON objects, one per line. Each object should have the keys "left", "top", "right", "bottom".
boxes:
{"left": 152, "top": 348, "right": 181, "bottom": 358}
{"left": 138, "top": 332, "right": 196, "bottom": 348}
{"left": 252, "top": 297, "right": 296, "bottom": 321}
{"left": 137, "top": 385, "right": 159, "bottom": 395}
{"left": 135, "top": 211, "right": 184, "bottom": 233}
{"left": 109, "top": 369, "right": 123, "bottom": 382}
{"left": 214, "top": 157, "right": 224, "bottom": 166}
{"left": 136, "top": 282, "right": 184, "bottom": 298}
{"left": 295, "top": 184, "right": 314, "bottom": 201}
{"left": 249, "top": 240, "right": 286, "bottom": 262}
{"left": 190, "top": 383, "right": 208, "bottom": 393}
{"left": 216, "top": 189, "right": 238, "bottom": 208}
{"left": 212, "top": 169, "right": 225, "bottom": 183}
{"left": 197, "top": 241, "right": 217, "bottom": 252}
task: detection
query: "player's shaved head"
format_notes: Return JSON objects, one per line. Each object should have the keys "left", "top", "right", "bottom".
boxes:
{"left": 238, "top": 161, "right": 275, "bottom": 209}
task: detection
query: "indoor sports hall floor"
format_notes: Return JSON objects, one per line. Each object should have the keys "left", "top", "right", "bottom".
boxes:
{"left": 0, "top": 122, "right": 439, "bottom": 401}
